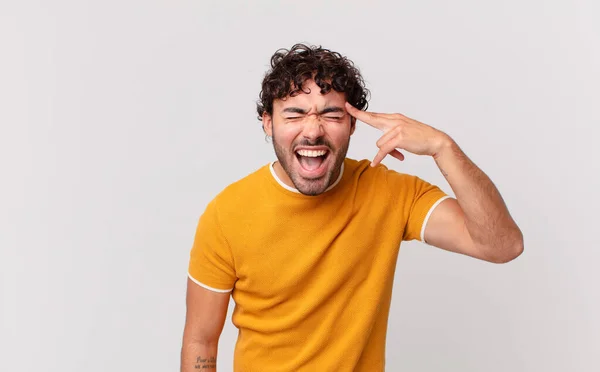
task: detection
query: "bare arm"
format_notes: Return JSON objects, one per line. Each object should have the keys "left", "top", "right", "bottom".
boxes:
{"left": 424, "top": 139, "right": 524, "bottom": 263}
{"left": 181, "top": 278, "right": 230, "bottom": 372}
{"left": 344, "top": 102, "right": 524, "bottom": 263}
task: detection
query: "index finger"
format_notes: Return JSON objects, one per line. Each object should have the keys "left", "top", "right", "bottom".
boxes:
{"left": 345, "top": 102, "right": 386, "bottom": 131}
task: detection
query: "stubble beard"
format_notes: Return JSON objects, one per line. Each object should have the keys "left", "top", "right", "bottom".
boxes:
{"left": 272, "top": 134, "right": 349, "bottom": 196}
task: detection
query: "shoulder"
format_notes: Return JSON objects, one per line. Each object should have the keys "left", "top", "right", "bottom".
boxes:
{"left": 208, "top": 163, "right": 271, "bottom": 216}
{"left": 346, "top": 158, "right": 419, "bottom": 187}
{"left": 219, "top": 163, "right": 270, "bottom": 196}
{"left": 346, "top": 158, "right": 440, "bottom": 207}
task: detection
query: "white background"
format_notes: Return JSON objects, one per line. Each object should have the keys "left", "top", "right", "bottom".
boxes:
{"left": 1, "top": 1, "right": 599, "bottom": 371}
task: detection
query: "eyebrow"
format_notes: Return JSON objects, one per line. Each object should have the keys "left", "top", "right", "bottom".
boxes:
{"left": 282, "top": 106, "right": 345, "bottom": 115}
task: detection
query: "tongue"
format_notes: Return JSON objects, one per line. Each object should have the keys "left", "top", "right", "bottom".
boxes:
{"left": 299, "top": 156, "right": 323, "bottom": 171}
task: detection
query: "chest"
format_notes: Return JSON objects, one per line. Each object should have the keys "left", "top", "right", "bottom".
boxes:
{"left": 229, "top": 202, "right": 403, "bottom": 299}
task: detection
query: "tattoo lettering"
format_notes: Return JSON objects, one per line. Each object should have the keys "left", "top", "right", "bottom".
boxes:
{"left": 194, "top": 356, "right": 216, "bottom": 369}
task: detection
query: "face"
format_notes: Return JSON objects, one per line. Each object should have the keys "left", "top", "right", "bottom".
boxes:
{"left": 263, "top": 79, "right": 356, "bottom": 196}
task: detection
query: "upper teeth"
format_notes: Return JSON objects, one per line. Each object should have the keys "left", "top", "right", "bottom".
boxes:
{"left": 297, "top": 149, "right": 327, "bottom": 157}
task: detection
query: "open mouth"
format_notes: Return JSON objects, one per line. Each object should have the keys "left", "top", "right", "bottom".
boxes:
{"left": 295, "top": 148, "right": 330, "bottom": 176}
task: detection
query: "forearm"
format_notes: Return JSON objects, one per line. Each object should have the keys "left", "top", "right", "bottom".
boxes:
{"left": 181, "top": 341, "right": 218, "bottom": 372}
{"left": 433, "top": 138, "right": 523, "bottom": 259}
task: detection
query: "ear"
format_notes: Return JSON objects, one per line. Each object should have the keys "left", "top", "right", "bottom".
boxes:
{"left": 262, "top": 112, "right": 273, "bottom": 137}
{"left": 349, "top": 117, "right": 356, "bottom": 135}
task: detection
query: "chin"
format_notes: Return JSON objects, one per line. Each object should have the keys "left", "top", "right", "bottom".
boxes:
{"left": 291, "top": 169, "right": 333, "bottom": 196}
{"left": 295, "top": 181, "right": 329, "bottom": 196}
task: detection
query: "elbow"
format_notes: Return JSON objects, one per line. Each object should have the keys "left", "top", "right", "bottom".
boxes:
{"left": 182, "top": 327, "right": 221, "bottom": 351}
{"left": 182, "top": 332, "right": 220, "bottom": 349}
{"left": 491, "top": 243, "right": 523, "bottom": 264}
{"left": 181, "top": 338, "right": 219, "bottom": 360}
{"left": 490, "top": 230, "right": 524, "bottom": 264}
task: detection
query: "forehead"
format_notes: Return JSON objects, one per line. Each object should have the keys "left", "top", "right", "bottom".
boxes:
{"left": 274, "top": 79, "right": 346, "bottom": 110}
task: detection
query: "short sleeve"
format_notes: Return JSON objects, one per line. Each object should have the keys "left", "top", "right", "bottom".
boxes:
{"left": 386, "top": 170, "right": 450, "bottom": 242}
{"left": 188, "top": 198, "right": 237, "bottom": 292}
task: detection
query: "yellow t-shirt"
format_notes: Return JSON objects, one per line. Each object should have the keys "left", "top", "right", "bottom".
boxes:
{"left": 188, "top": 158, "right": 449, "bottom": 371}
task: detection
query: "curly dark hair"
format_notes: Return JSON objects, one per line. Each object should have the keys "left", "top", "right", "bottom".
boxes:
{"left": 256, "top": 43, "right": 370, "bottom": 127}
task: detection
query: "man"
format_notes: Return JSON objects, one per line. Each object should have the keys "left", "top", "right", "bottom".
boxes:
{"left": 180, "top": 44, "right": 523, "bottom": 371}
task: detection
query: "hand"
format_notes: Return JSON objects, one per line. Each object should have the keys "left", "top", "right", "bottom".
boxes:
{"left": 345, "top": 102, "right": 451, "bottom": 166}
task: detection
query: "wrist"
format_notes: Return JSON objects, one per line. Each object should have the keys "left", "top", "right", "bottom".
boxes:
{"left": 432, "top": 133, "right": 455, "bottom": 160}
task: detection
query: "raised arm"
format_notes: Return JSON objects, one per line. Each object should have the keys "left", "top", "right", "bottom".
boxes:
{"left": 180, "top": 278, "right": 230, "bottom": 372}
{"left": 345, "top": 102, "right": 523, "bottom": 263}
{"left": 424, "top": 140, "right": 523, "bottom": 263}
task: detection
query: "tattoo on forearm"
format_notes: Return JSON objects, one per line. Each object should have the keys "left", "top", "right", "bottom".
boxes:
{"left": 195, "top": 356, "right": 216, "bottom": 369}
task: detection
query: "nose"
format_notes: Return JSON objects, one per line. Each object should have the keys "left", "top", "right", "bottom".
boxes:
{"left": 301, "top": 114, "right": 325, "bottom": 140}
